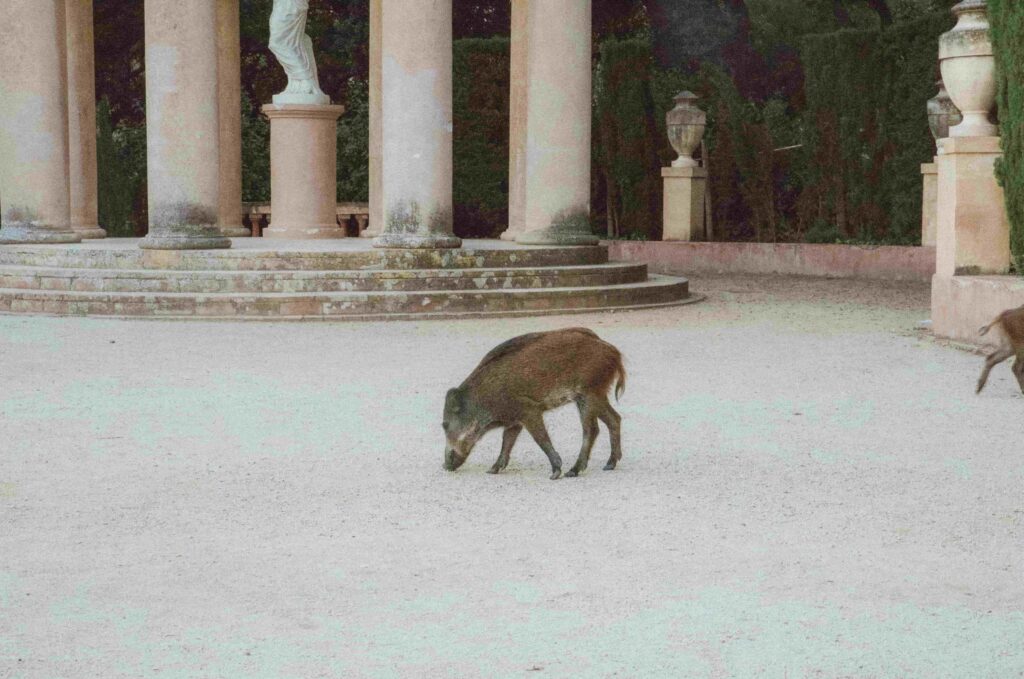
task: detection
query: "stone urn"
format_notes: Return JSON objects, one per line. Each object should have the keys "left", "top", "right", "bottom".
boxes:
{"left": 927, "top": 79, "right": 962, "bottom": 146}
{"left": 939, "top": 0, "right": 997, "bottom": 138}
{"left": 666, "top": 91, "right": 706, "bottom": 168}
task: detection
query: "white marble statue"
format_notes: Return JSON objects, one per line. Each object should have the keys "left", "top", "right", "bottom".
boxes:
{"left": 269, "top": 0, "right": 330, "bottom": 104}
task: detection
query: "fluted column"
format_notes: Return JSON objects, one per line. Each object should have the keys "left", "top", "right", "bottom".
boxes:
{"left": 516, "top": 0, "right": 597, "bottom": 246}
{"left": 0, "top": 1, "right": 81, "bottom": 245}
{"left": 217, "top": 0, "right": 249, "bottom": 237}
{"left": 375, "top": 0, "right": 460, "bottom": 249}
{"left": 139, "top": 0, "right": 229, "bottom": 250}
{"left": 362, "top": 0, "right": 383, "bottom": 238}
{"left": 65, "top": 0, "right": 106, "bottom": 239}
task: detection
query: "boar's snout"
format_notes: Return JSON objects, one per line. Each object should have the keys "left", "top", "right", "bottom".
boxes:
{"left": 444, "top": 447, "right": 467, "bottom": 472}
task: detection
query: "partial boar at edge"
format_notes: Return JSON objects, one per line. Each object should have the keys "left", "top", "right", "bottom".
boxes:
{"left": 442, "top": 328, "right": 627, "bottom": 480}
{"left": 976, "top": 305, "right": 1024, "bottom": 395}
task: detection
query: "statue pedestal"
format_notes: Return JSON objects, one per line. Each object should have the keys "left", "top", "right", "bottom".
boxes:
{"left": 920, "top": 160, "right": 938, "bottom": 247}
{"left": 935, "top": 136, "right": 1009, "bottom": 277}
{"left": 262, "top": 103, "right": 345, "bottom": 239}
{"left": 662, "top": 167, "right": 706, "bottom": 241}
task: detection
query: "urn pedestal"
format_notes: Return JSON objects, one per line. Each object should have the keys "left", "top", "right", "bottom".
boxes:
{"left": 662, "top": 167, "right": 706, "bottom": 242}
{"left": 921, "top": 162, "right": 938, "bottom": 247}
{"left": 934, "top": 136, "right": 1009, "bottom": 278}
{"left": 262, "top": 103, "right": 345, "bottom": 239}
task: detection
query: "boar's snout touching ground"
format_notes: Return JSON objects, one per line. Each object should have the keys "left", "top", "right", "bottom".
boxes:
{"left": 976, "top": 305, "right": 1024, "bottom": 394}
{"left": 442, "top": 327, "right": 626, "bottom": 480}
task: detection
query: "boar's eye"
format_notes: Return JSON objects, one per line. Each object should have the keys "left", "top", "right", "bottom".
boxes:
{"left": 442, "top": 421, "right": 449, "bottom": 431}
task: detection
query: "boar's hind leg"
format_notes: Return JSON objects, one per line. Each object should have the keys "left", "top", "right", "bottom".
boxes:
{"left": 595, "top": 397, "right": 622, "bottom": 471}
{"left": 522, "top": 414, "right": 563, "bottom": 480}
{"left": 488, "top": 424, "right": 522, "bottom": 474}
{"left": 566, "top": 398, "right": 600, "bottom": 478}
{"left": 977, "top": 346, "right": 1014, "bottom": 394}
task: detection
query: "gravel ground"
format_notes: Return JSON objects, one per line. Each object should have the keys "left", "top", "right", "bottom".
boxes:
{"left": 1, "top": 274, "right": 1022, "bottom": 678}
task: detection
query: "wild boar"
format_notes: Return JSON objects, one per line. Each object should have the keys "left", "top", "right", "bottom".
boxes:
{"left": 442, "top": 328, "right": 626, "bottom": 480}
{"left": 976, "top": 305, "right": 1024, "bottom": 394}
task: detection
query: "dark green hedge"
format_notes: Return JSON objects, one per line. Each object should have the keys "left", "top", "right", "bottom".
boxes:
{"left": 798, "top": 12, "right": 954, "bottom": 244}
{"left": 96, "top": 98, "right": 146, "bottom": 236}
{"left": 452, "top": 38, "right": 510, "bottom": 238}
{"left": 595, "top": 38, "right": 663, "bottom": 239}
{"left": 990, "top": 0, "right": 1024, "bottom": 271}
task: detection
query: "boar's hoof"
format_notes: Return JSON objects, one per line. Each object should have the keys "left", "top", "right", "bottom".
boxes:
{"left": 486, "top": 466, "right": 501, "bottom": 475}
{"left": 549, "top": 469, "right": 562, "bottom": 480}
{"left": 603, "top": 462, "right": 616, "bottom": 471}
{"left": 565, "top": 469, "right": 580, "bottom": 478}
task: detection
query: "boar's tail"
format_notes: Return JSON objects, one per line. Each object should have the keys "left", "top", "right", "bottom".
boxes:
{"left": 614, "top": 361, "right": 626, "bottom": 401}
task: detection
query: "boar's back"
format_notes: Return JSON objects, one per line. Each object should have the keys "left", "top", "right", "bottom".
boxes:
{"left": 465, "top": 328, "right": 599, "bottom": 383}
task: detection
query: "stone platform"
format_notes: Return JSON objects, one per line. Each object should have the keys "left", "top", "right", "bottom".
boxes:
{"left": 0, "top": 239, "right": 693, "bottom": 320}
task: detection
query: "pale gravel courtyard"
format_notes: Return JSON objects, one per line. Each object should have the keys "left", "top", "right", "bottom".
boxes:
{"left": 1, "top": 274, "right": 1022, "bottom": 678}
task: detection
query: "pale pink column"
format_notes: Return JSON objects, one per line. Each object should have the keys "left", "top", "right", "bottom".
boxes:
{"left": 375, "top": 0, "right": 460, "bottom": 249}
{"left": 139, "top": 0, "right": 230, "bottom": 250}
{"left": 516, "top": 0, "right": 598, "bottom": 245}
{"left": 217, "top": 0, "right": 249, "bottom": 237}
{"left": 0, "top": 0, "right": 81, "bottom": 244}
{"left": 362, "top": 0, "right": 384, "bottom": 238}
{"left": 65, "top": 0, "right": 106, "bottom": 239}
{"left": 501, "top": 0, "right": 529, "bottom": 241}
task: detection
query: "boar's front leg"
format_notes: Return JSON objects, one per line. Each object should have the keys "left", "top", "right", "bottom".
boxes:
{"left": 522, "top": 414, "right": 562, "bottom": 480}
{"left": 487, "top": 424, "right": 522, "bottom": 475}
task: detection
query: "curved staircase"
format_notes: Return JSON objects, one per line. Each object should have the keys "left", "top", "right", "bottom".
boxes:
{"left": 0, "top": 239, "right": 693, "bottom": 320}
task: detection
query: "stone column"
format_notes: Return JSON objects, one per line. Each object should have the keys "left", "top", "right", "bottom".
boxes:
{"left": 934, "top": 136, "right": 1009, "bottom": 277}
{"left": 920, "top": 161, "right": 938, "bottom": 247}
{"left": 65, "top": 0, "right": 106, "bottom": 239}
{"left": 375, "top": 0, "right": 460, "bottom": 249}
{"left": 501, "top": 0, "right": 529, "bottom": 241}
{"left": 139, "top": 0, "right": 229, "bottom": 250}
{"left": 0, "top": 1, "right": 81, "bottom": 244}
{"left": 262, "top": 103, "right": 345, "bottom": 238}
{"left": 362, "top": 0, "right": 384, "bottom": 238}
{"left": 216, "top": 0, "right": 249, "bottom": 237}
{"left": 516, "top": 0, "right": 597, "bottom": 246}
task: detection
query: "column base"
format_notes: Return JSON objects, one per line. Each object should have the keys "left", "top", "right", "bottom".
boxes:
{"left": 499, "top": 229, "right": 520, "bottom": 241}
{"left": 219, "top": 225, "right": 252, "bottom": 238}
{"left": 0, "top": 224, "right": 82, "bottom": 244}
{"left": 515, "top": 230, "right": 599, "bottom": 246}
{"left": 373, "top": 232, "right": 462, "bottom": 249}
{"left": 72, "top": 226, "right": 108, "bottom": 239}
{"left": 264, "top": 224, "right": 344, "bottom": 239}
{"left": 139, "top": 234, "right": 231, "bottom": 250}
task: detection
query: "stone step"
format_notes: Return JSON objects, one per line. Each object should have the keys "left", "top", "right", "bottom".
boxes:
{"left": 0, "top": 262, "right": 648, "bottom": 294}
{"left": 0, "top": 275, "right": 691, "bottom": 320}
{"left": 0, "top": 241, "right": 609, "bottom": 271}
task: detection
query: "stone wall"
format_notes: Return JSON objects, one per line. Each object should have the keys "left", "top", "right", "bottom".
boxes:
{"left": 605, "top": 241, "right": 935, "bottom": 282}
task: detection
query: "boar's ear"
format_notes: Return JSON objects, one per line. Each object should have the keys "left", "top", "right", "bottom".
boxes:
{"left": 445, "top": 388, "right": 464, "bottom": 414}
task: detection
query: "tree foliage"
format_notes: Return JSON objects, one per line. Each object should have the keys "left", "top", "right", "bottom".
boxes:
{"left": 989, "top": 0, "right": 1024, "bottom": 271}
{"left": 595, "top": 38, "right": 663, "bottom": 239}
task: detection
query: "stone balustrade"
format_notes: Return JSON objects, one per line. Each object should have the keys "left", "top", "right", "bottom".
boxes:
{"left": 242, "top": 202, "right": 369, "bottom": 237}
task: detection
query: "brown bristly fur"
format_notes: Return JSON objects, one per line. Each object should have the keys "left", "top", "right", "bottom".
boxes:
{"left": 975, "top": 305, "right": 1024, "bottom": 394}
{"left": 443, "top": 328, "right": 626, "bottom": 480}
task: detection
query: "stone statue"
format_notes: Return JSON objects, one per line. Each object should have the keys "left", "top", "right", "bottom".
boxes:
{"left": 268, "top": 0, "right": 329, "bottom": 104}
